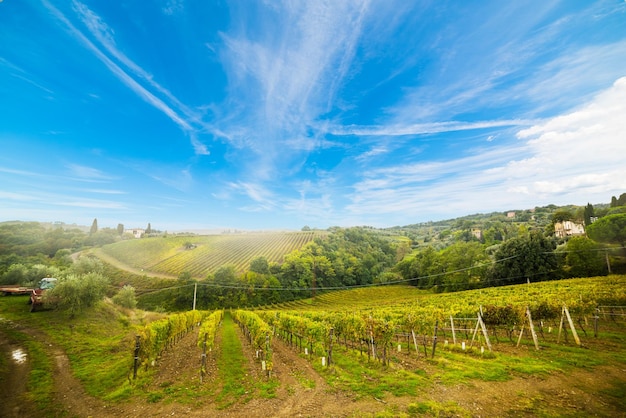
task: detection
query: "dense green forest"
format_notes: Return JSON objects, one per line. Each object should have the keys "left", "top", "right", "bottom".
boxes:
{"left": 1, "top": 193, "right": 625, "bottom": 312}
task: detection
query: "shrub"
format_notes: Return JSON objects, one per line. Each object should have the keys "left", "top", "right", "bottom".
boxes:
{"left": 112, "top": 285, "right": 137, "bottom": 309}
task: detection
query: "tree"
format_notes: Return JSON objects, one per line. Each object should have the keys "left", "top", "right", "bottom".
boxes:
{"left": 117, "top": 224, "right": 124, "bottom": 236}
{"left": 560, "top": 236, "right": 605, "bottom": 278}
{"left": 439, "top": 241, "right": 489, "bottom": 291}
{"left": 45, "top": 272, "right": 109, "bottom": 318}
{"left": 89, "top": 218, "right": 98, "bottom": 236}
{"left": 112, "top": 285, "right": 137, "bottom": 309}
{"left": 611, "top": 193, "right": 626, "bottom": 207}
{"left": 583, "top": 203, "right": 594, "bottom": 227}
{"left": 146, "top": 223, "right": 152, "bottom": 234}
{"left": 249, "top": 256, "right": 270, "bottom": 275}
{"left": 586, "top": 213, "right": 626, "bottom": 247}
{"left": 551, "top": 209, "right": 574, "bottom": 224}
{"left": 71, "top": 256, "right": 104, "bottom": 275}
{"left": 487, "top": 232, "right": 558, "bottom": 286}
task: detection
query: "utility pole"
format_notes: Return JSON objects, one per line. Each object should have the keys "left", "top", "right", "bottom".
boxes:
{"left": 193, "top": 282, "right": 197, "bottom": 310}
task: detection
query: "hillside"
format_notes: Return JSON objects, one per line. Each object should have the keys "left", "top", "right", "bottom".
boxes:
{"left": 98, "top": 231, "right": 326, "bottom": 279}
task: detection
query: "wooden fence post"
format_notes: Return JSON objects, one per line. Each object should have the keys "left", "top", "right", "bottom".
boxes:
{"left": 526, "top": 306, "right": 540, "bottom": 350}
{"left": 431, "top": 320, "right": 439, "bottom": 358}
{"left": 516, "top": 325, "right": 525, "bottom": 347}
{"left": 411, "top": 329, "right": 419, "bottom": 357}
{"left": 563, "top": 305, "right": 582, "bottom": 346}
{"left": 450, "top": 316, "right": 457, "bottom": 345}
{"left": 201, "top": 334, "right": 207, "bottom": 383}
{"left": 477, "top": 313, "right": 492, "bottom": 352}
{"left": 328, "top": 327, "right": 334, "bottom": 366}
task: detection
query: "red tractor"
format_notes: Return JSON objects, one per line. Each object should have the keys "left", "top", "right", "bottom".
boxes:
{"left": 30, "top": 278, "right": 57, "bottom": 312}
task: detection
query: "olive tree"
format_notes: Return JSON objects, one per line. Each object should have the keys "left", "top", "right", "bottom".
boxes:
{"left": 587, "top": 213, "right": 626, "bottom": 247}
{"left": 45, "top": 272, "right": 109, "bottom": 318}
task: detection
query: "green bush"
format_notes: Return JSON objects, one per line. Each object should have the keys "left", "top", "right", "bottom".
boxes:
{"left": 45, "top": 272, "right": 109, "bottom": 317}
{"left": 112, "top": 285, "right": 137, "bottom": 309}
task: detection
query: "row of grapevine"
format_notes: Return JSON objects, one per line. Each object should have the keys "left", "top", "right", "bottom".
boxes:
{"left": 118, "top": 231, "right": 325, "bottom": 277}
{"left": 258, "top": 277, "right": 626, "bottom": 364}
{"left": 197, "top": 310, "right": 223, "bottom": 382}
{"left": 299, "top": 276, "right": 626, "bottom": 317}
{"left": 135, "top": 310, "right": 208, "bottom": 371}
{"left": 101, "top": 236, "right": 193, "bottom": 270}
{"left": 232, "top": 309, "right": 274, "bottom": 374}
{"left": 197, "top": 310, "right": 224, "bottom": 351}
{"left": 259, "top": 311, "right": 332, "bottom": 358}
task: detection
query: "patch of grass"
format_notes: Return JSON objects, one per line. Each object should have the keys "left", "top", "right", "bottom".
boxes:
{"left": 601, "top": 380, "right": 626, "bottom": 408}
{"left": 432, "top": 351, "right": 512, "bottom": 385}
{"left": 407, "top": 400, "right": 471, "bottom": 417}
{"left": 316, "top": 346, "right": 426, "bottom": 399}
{"left": 257, "top": 379, "right": 279, "bottom": 398}
{"left": 293, "top": 369, "right": 316, "bottom": 389}
{"left": 216, "top": 312, "right": 252, "bottom": 408}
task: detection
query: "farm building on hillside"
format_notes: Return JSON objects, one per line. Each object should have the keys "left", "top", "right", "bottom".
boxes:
{"left": 554, "top": 221, "right": 585, "bottom": 239}
{"left": 125, "top": 228, "right": 145, "bottom": 239}
{"left": 471, "top": 228, "right": 483, "bottom": 240}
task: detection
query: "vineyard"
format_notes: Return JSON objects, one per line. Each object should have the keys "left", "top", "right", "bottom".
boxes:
{"left": 2, "top": 275, "right": 626, "bottom": 417}
{"left": 250, "top": 275, "right": 626, "bottom": 366}
{"left": 98, "top": 231, "right": 325, "bottom": 278}
{"left": 129, "top": 275, "right": 626, "bottom": 415}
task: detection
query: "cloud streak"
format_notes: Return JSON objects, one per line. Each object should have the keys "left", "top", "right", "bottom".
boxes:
{"left": 43, "top": 0, "right": 209, "bottom": 155}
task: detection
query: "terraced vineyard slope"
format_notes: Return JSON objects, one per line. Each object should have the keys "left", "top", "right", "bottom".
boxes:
{"left": 98, "top": 231, "right": 326, "bottom": 278}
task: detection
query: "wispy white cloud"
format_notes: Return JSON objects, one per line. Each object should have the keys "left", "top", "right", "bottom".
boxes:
{"left": 43, "top": 0, "right": 209, "bottom": 156}
{"left": 82, "top": 189, "right": 127, "bottom": 195}
{"left": 0, "top": 166, "right": 38, "bottom": 177}
{"left": 0, "top": 191, "right": 38, "bottom": 201}
{"left": 226, "top": 181, "right": 276, "bottom": 212}
{"left": 344, "top": 77, "right": 626, "bottom": 224}
{"left": 161, "top": 0, "right": 184, "bottom": 16}
{"left": 66, "top": 163, "right": 113, "bottom": 181}
{"left": 218, "top": 1, "right": 370, "bottom": 177}
{"left": 331, "top": 119, "right": 534, "bottom": 137}
{"left": 0, "top": 57, "right": 55, "bottom": 95}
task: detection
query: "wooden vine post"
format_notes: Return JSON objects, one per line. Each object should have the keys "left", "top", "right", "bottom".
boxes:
{"left": 477, "top": 313, "right": 493, "bottom": 352}
{"left": 558, "top": 305, "right": 581, "bottom": 346}
{"left": 411, "top": 329, "right": 419, "bottom": 357}
{"left": 265, "top": 333, "right": 271, "bottom": 377}
{"left": 200, "top": 334, "right": 207, "bottom": 383}
{"left": 133, "top": 335, "right": 140, "bottom": 380}
{"left": 450, "top": 316, "right": 457, "bottom": 345}
{"left": 431, "top": 319, "right": 439, "bottom": 358}
{"left": 525, "top": 306, "right": 540, "bottom": 350}
{"left": 327, "top": 327, "right": 334, "bottom": 366}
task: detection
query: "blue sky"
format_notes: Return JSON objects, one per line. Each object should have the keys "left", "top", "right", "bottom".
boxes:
{"left": 1, "top": 1, "right": 625, "bottom": 232}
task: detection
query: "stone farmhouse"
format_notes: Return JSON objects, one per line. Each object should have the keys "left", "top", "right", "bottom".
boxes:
{"left": 554, "top": 221, "right": 585, "bottom": 239}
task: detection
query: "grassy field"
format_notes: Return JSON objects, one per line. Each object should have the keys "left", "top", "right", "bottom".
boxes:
{"left": 1, "top": 276, "right": 625, "bottom": 416}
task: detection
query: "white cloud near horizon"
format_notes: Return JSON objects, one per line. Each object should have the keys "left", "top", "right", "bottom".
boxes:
{"left": 344, "top": 76, "right": 626, "bottom": 225}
